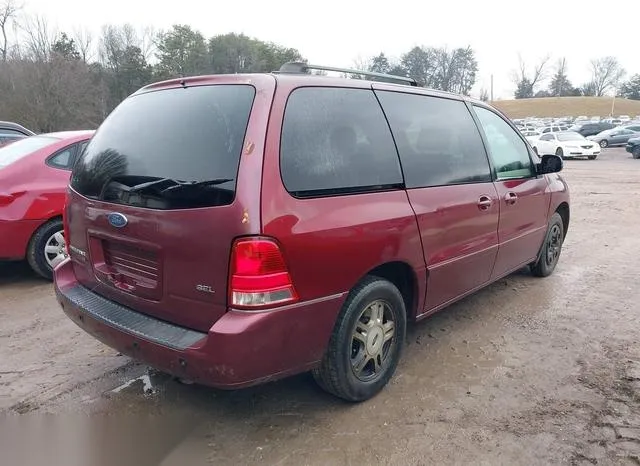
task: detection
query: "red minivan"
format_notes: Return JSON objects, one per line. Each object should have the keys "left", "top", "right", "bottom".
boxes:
{"left": 54, "top": 64, "right": 569, "bottom": 401}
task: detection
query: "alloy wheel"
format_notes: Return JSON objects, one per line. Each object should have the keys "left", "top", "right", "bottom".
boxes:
{"left": 350, "top": 300, "right": 396, "bottom": 382}
{"left": 546, "top": 224, "right": 562, "bottom": 267}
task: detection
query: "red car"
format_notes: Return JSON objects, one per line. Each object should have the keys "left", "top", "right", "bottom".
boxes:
{"left": 55, "top": 64, "right": 569, "bottom": 401}
{"left": 1, "top": 131, "right": 94, "bottom": 279}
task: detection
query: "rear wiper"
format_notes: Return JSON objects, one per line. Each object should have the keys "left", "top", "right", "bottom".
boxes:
{"left": 160, "top": 178, "right": 233, "bottom": 194}
{"left": 122, "top": 177, "right": 233, "bottom": 195}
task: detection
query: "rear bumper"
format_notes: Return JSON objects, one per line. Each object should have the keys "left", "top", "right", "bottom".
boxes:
{"left": 0, "top": 219, "right": 42, "bottom": 260}
{"left": 54, "top": 259, "right": 345, "bottom": 389}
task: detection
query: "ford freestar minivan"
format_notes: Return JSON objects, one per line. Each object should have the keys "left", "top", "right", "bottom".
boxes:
{"left": 54, "top": 63, "right": 569, "bottom": 402}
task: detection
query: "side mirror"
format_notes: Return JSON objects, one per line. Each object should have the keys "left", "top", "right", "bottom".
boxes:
{"left": 537, "top": 154, "right": 563, "bottom": 174}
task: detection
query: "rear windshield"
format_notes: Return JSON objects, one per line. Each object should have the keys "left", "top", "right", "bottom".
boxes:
{"left": 71, "top": 84, "right": 255, "bottom": 209}
{"left": 0, "top": 136, "right": 58, "bottom": 168}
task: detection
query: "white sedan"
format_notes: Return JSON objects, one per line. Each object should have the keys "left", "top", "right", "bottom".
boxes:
{"left": 521, "top": 129, "right": 541, "bottom": 145}
{"left": 531, "top": 131, "right": 601, "bottom": 160}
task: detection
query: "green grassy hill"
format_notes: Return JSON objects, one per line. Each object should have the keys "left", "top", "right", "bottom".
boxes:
{"left": 491, "top": 97, "right": 640, "bottom": 119}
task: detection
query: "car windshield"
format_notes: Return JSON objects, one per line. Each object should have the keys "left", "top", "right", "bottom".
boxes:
{"left": 557, "top": 132, "right": 584, "bottom": 142}
{"left": 0, "top": 135, "right": 58, "bottom": 168}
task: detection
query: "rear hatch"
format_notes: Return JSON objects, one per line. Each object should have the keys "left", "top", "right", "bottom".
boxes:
{"left": 66, "top": 80, "right": 267, "bottom": 332}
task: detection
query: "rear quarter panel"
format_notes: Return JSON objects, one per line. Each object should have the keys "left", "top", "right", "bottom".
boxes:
{"left": 545, "top": 173, "right": 570, "bottom": 227}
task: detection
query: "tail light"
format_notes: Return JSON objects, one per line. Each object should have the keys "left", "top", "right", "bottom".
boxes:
{"left": 229, "top": 237, "right": 298, "bottom": 309}
{"left": 0, "top": 193, "right": 15, "bottom": 206}
{"left": 62, "top": 188, "right": 71, "bottom": 254}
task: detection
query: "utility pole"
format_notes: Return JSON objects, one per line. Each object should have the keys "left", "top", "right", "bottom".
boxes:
{"left": 610, "top": 89, "right": 616, "bottom": 117}
{"left": 490, "top": 74, "right": 494, "bottom": 102}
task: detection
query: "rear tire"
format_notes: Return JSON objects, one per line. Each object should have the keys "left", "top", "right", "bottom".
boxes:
{"left": 27, "top": 218, "right": 66, "bottom": 280}
{"left": 555, "top": 147, "right": 564, "bottom": 159}
{"left": 312, "top": 276, "right": 406, "bottom": 402}
{"left": 530, "top": 213, "right": 564, "bottom": 278}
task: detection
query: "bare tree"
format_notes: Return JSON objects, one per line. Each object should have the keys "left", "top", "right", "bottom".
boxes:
{"left": 73, "top": 26, "right": 94, "bottom": 63}
{"left": 20, "top": 14, "right": 57, "bottom": 61}
{"left": 521, "top": 54, "right": 550, "bottom": 86}
{"left": 352, "top": 55, "right": 371, "bottom": 71}
{"left": 0, "top": 0, "right": 21, "bottom": 62}
{"left": 99, "top": 24, "right": 154, "bottom": 67}
{"left": 512, "top": 54, "right": 550, "bottom": 98}
{"left": 590, "top": 56, "right": 625, "bottom": 97}
{"left": 139, "top": 25, "right": 156, "bottom": 62}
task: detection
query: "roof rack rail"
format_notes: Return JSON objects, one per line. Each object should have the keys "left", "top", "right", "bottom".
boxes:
{"left": 276, "top": 62, "right": 418, "bottom": 87}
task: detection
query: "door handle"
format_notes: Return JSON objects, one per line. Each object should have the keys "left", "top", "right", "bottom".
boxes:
{"left": 477, "top": 195, "right": 493, "bottom": 210}
{"left": 505, "top": 192, "right": 518, "bottom": 205}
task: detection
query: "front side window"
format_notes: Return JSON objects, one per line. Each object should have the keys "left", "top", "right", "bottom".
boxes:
{"left": 474, "top": 106, "right": 535, "bottom": 180}
{"left": 280, "top": 87, "right": 402, "bottom": 197}
{"left": 376, "top": 91, "right": 491, "bottom": 188}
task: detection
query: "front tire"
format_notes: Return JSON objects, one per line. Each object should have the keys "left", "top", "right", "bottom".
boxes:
{"left": 588, "top": 154, "right": 597, "bottom": 160}
{"left": 530, "top": 213, "right": 564, "bottom": 278}
{"left": 633, "top": 147, "right": 640, "bottom": 159}
{"left": 313, "top": 276, "right": 406, "bottom": 402}
{"left": 600, "top": 139, "right": 609, "bottom": 148}
{"left": 27, "top": 218, "right": 66, "bottom": 280}
{"left": 556, "top": 147, "right": 564, "bottom": 159}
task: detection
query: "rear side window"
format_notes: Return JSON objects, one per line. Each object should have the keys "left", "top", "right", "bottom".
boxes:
{"left": 47, "top": 145, "right": 77, "bottom": 169}
{"left": 376, "top": 91, "right": 491, "bottom": 188}
{"left": 280, "top": 87, "right": 403, "bottom": 197}
{"left": 71, "top": 85, "right": 255, "bottom": 209}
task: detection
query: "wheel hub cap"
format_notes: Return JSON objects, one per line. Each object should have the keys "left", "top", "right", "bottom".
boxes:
{"left": 366, "top": 326, "right": 384, "bottom": 356}
{"left": 44, "top": 230, "right": 67, "bottom": 269}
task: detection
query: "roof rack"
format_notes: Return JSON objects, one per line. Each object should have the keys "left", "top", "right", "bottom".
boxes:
{"left": 276, "top": 62, "right": 418, "bottom": 87}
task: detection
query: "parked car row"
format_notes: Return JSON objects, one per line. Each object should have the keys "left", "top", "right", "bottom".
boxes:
{"left": 516, "top": 115, "right": 640, "bottom": 158}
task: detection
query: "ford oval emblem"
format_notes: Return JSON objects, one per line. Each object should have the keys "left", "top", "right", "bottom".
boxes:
{"left": 107, "top": 212, "right": 128, "bottom": 228}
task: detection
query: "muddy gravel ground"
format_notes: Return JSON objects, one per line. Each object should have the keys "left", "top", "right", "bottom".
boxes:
{"left": 2, "top": 148, "right": 640, "bottom": 466}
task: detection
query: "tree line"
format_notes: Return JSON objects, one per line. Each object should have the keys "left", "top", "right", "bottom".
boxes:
{"left": 512, "top": 55, "right": 640, "bottom": 100}
{"left": 2, "top": 1, "right": 638, "bottom": 133}
{"left": 0, "top": 2, "right": 305, "bottom": 132}
{"left": 0, "top": 2, "right": 482, "bottom": 132}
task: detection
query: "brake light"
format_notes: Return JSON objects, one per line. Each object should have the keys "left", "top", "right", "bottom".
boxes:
{"left": 0, "top": 193, "right": 15, "bottom": 206}
{"left": 229, "top": 238, "right": 298, "bottom": 309}
{"left": 62, "top": 188, "right": 71, "bottom": 254}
